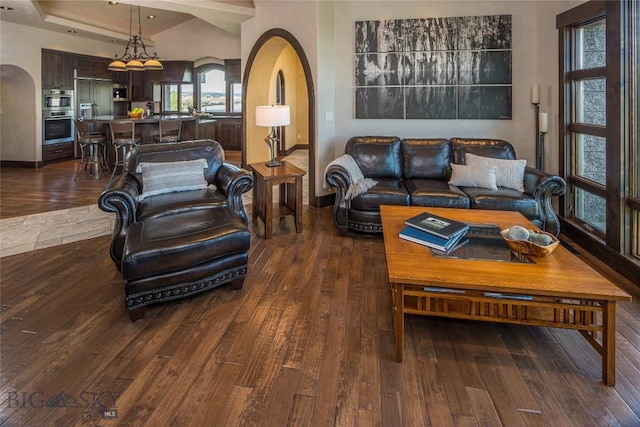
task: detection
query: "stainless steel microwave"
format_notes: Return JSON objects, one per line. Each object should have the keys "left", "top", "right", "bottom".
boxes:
{"left": 43, "top": 89, "right": 73, "bottom": 110}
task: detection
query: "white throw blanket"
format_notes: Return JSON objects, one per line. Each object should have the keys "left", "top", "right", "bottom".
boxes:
{"left": 324, "top": 154, "right": 378, "bottom": 200}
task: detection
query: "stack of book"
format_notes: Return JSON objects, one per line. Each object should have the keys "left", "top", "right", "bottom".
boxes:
{"left": 400, "top": 211, "right": 469, "bottom": 253}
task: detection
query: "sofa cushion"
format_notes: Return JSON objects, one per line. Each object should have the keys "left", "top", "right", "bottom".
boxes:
{"left": 402, "top": 139, "right": 451, "bottom": 180}
{"left": 449, "top": 164, "right": 498, "bottom": 190}
{"left": 138, "top": 187, "right": 228, "bottom": 221}
{"left": 345, "top": 136, "right": 403, "bottom": 179}
{"left": 139, "top": 159, "right": 208, "bottom": 201}
{"left": 461, "top": 186, "right": 539, "bottom": 220}
{"left": 349, "top": 178, "right": 410, "bottom": 211}
{"left": 466, "top": 153, "right": 526, "bottom": 192}
{"left": 450, "top": 138, "right": 516, "bottom": 164}
{"left": 405, "top": 179, "right": 470, "bottom": 208}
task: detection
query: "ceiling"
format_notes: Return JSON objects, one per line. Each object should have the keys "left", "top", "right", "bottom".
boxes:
{"left": 0, "top": 0, "right": 255, "bottom": 44}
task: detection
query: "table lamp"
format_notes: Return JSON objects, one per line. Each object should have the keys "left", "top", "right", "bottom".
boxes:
{"left": 256, "top": 105, "right": 290, "bottom": 167}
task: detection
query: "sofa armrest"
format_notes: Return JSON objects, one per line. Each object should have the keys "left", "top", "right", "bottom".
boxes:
{"left": 325, "top": 165, "right": 352, "bottom": 235}
{"left": 98, "top": 174, "right": 142, "bottom": 268}
{"left": 523, "top": 167, "right": 567, "bottom": 236}
{"left": 214, "top": 163, "right": 254, "bottom": 225}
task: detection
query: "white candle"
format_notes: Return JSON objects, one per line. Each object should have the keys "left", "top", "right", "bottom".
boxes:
{"left": 531, "top": 84, "right": 540, "bottom": 104}
{"left": 539, "top": 112, "right": 548, "bottom": 133}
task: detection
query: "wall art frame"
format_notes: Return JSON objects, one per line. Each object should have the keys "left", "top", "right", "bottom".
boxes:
{"left": 355, "top": 15, "right": 512, "bottom": 120}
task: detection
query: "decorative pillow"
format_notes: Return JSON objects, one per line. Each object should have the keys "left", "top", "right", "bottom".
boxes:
{"left": 465, "top": 153, "right": 526, "bottom": 192}
{"left": 138, "top": 159, "right": 208, "bottom": 201}
{"left": 449, "top": 164, "right": 498, "bottom": 190}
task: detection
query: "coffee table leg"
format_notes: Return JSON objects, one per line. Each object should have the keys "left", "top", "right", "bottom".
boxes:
{"left": 393, "top": 283, "right": 404, "bottom": 362}
{"left": 602, "top": 301, "right": 616, "bottom": 386}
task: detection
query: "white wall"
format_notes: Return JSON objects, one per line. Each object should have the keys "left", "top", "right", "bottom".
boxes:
{"left": 0, "top": 19, "right": 240, "bottom": 162}
{"left": 333, "top": 1, "right": 583, "bottom": 173}
{"left": 240, "top": 1, "right": 583, "bottom": 197}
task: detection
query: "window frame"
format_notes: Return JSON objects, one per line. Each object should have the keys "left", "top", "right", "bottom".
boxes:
{"left": 194, "top": 63, "right": 242, "bottom": 115}
{"left": 557, "top": 0, "right": 640, "bottom": 276}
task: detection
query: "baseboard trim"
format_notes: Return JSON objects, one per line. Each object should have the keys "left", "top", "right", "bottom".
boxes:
{"left": 0, "top": 160, "right": 43, "bottom": 168}
{"left": 280, "top": 144, "right": 309, "bottom": 157}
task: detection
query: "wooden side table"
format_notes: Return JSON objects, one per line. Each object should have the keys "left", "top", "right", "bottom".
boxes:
{"left": 248, "top": 161, "right": 306, "bottom": 239}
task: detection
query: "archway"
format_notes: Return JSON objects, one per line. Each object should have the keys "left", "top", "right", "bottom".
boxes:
{"left": 1, "top": 65, "right": 38, "bottom": 164}
{"left": 242, "top": 29, "right": 317, "bottom": 207}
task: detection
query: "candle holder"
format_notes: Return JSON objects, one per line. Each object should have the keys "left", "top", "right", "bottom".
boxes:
{"left": 537, "top": 130, "right": 547, "bottom": 171}
{"left": 533, "top": 102, "right": 540, "bottom": 167}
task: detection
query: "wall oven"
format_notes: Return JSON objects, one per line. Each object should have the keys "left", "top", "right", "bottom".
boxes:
{"left": 43, "top": 89, "right": 73, "bottom": 111}
{"left": 43, "top": 110, "right": 75, "bottom": 145}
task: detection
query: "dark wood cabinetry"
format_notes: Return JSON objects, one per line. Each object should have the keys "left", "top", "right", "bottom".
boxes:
{"left": 218, "top": 118, "right": 242, "bottom": 151}
{"left": 75, "top": 55, "right": 111, "bottom": 80}
{"left": 43, "top": 142, "right": 74, "bottom": 162}
{"left": 42, "top": 49, "right": 75, "bottom": 89}
{"left": 196, "top": 120, "right": 217, "bottom": 140}
{"left": 224, "top": 59, "right": 241, "bottom": 83}
{"left": 77, "top": 79, "right": 113, "bottom": 116}
{"left": 130, "top": 71, "right": 154, "bottom": 101}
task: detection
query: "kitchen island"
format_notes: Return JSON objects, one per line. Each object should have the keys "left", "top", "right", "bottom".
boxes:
{"left": 87, "top": 115, "right": 198, "bottom": 146}
{"left": 85, "top": 114, "right": 242, "bottom": 174}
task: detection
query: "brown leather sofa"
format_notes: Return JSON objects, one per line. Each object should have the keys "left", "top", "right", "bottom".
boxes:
{"left": 325, "top": 136, "right": 566, "bottom": 236}
{"left": 99, "top": 140, "right": 254, "bottom": 320}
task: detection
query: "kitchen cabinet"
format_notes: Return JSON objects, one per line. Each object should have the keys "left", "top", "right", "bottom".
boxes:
{"left": 225, "top": 59, "right": 241, "bottom": 83}
{"left": 130, "top": 71, "right": 153, "bottom": 101}
{"left": 42, "top": 49, "right": 75, "bottom": 89}
{"left": 75, "top": 55, "right": 112, "bottom": 80}
{"left": 77, "top": 79, "right": 113, "bottom": 116}
{"left": 196, "top": 119, "right": 217, "bottom": 140}
{"left": 43, "top": 142, "right": 74, "bottom": 163}
{"left": 217, "top": 118, "right": 242, "bottom": 151}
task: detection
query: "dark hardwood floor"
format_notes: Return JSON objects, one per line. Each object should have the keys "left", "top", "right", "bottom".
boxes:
{"left": 0, "top": 159, "right": 639, "bottom": 426}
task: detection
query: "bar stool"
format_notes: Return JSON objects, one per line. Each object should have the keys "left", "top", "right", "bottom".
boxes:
{"left": 74, "top": 120, "right": 108, "bottom": 180}
{"left": 154, "top": 119, "right": 183, "bottom": 143}
{"left": 109, "top": 119, "right": 141, "bottom": 179}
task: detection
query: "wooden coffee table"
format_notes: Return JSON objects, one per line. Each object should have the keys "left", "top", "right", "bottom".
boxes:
{"left": 380, "top": 206, "right": 632, "bottom": 386}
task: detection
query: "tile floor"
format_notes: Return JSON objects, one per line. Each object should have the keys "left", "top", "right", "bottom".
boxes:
{"left": 0, "top": 150, "right": 309, "bottom": 258}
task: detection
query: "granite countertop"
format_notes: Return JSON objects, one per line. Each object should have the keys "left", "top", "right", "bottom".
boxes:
{"left": 89, "top": 115, "right": 198, "bottom": 123}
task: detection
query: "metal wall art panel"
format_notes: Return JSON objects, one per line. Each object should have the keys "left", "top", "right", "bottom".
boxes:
{"left": 355, "top": 15, "right": 512, "bottom": 120}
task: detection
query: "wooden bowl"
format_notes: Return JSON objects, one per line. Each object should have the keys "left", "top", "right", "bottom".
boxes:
{"left": 128, "top": 111, "right": 143, "bottom": 118}
{"left": 500, "top": 229, "right": 559, "bottom": 257}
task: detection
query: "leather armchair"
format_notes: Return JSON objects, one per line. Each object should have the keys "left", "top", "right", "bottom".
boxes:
{"left": 99, "top": 139, "right": 254, "bottom": 268}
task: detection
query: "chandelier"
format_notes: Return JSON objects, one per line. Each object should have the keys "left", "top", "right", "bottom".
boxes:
{"left": 108, "top": 5, "right": 163, "bottom": 72}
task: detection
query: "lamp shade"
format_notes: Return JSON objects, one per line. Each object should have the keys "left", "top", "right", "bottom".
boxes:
{"left": 108, "top": 60, "right": 127, "bottom": 72}
{"left": 126, "top": 59, "right": 144, "bottom": 71}
{"left": 144, "top": 59, "right": 163, "bottom": 70}
{"left": 256, "top": 105, "right": 290, "bottom": 127}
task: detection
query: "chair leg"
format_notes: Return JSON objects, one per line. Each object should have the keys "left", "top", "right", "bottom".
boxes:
{"left": 229, "top": 277, "right": 245, "bottom": 290}
{"left": 73, "top": 144, "right": 87, "bottom": 181}
{"left": 128, "top": 306, "right": 146, "bottom": 321}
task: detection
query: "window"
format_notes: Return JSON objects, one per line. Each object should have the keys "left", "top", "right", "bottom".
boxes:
{"left": 557, "top": 0, "right": 640, "bottom": 276}
{"left": 195, "top": 64, "right": 242, "bottom": 114}
{"left": 199, "top": 68, "right": 226, "bottom": 113}
{"left": 161, "top": 83, "right": 193, "bottom": 113}
{"left": 562, "top": 17, "right": 607, "bottom": 235}
{"left": 230, "top": 83, "right": 242, "bottom": 113}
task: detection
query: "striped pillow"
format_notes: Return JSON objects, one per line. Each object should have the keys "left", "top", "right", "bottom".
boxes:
{"left": 138, "top": 159, "right": 208, "bottom": 201}
{"left": 465, "top": 153, "right": 526, "bottom": 192}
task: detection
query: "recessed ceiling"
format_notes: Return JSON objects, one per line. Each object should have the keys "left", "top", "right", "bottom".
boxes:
{"left": 0, "top": 0, "right": 254, "bottom": 43}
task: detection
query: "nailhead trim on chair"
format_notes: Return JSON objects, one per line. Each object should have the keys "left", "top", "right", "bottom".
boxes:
{"left": 125, "top": 265, "right": 247, "bottom": 310}
{"left": 348, "top": 220, "right": 383, "bottom": 233}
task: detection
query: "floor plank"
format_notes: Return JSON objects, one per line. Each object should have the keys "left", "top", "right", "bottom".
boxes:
{"left": 1, "top": 156, "right": 639, "bottom": 426}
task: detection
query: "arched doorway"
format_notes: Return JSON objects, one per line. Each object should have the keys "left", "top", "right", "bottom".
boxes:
{"left": 1, "top": 65, "right": 38, "bottom": 163}
{"left": 242, "top": 29, "right": 317, "bottom": 207}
